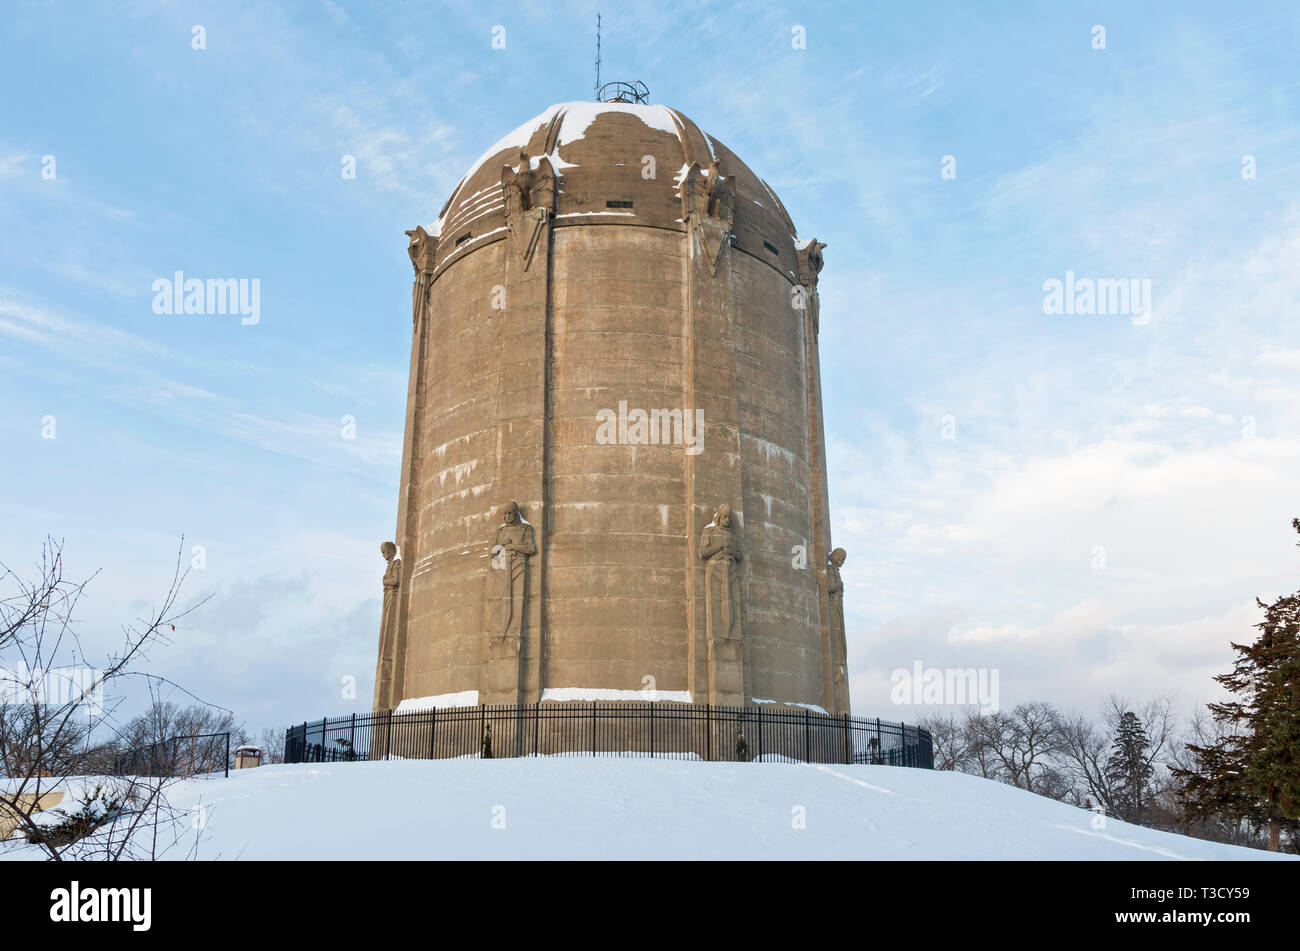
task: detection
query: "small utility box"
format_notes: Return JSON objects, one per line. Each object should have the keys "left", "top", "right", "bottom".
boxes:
{"left": 233, "top": 745, "right": 263, "bottom": 769}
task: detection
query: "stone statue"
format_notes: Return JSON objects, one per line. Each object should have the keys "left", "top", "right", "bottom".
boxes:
{"left": 699, "top": 503, "right": 742, "bottom": 639}
{"left": 501, "top": 153, "right": 557, "bottom": 271}
{"left": 681, "top": 160, "right": 733, "bottom": 222}
{"left": 492, "top": 499, "right": 536, "bottom": 640}
{"left": 501, "top": 151, "right": 558, "bottom": 218}
{"left": 381, "top": 539, "right": 402, "bottom": 614}
{"left": 690, "top": 166, "right": 714, "bottom": 218}
{"left": 795, "top": 240, "right": 827, "bottom": 287}
{"left": 404, "top": 225, "right": 436, "bottom": 273}
{"left": 705, "top": 159, "right": 734, "bottom": 221}
{"left": 403, "top": 227, "right": 438, "bottom": 327}
{"left": 827, "top": 547, "right": 847, "bottom": 687}
{"left": 501, "top": 150, "right": 532, "bottom": 218}
{"left": 374, "top": 541, "right": 402, "bottom": 707}
{"left": 679, "top": 162, "right": 735, "bottom": 278}
{"left": 528, "top": 156, "right": 557, "bottom": 213}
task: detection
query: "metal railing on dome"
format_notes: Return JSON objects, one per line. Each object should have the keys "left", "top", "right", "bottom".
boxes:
{"left": 597, "top": 80, "right": 649, "bottom": 104}
{"left": 283, "top": 703, "right": 933, "bottom": 769}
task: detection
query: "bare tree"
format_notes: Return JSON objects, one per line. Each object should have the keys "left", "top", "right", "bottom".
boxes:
{"left": 256, "top": 726, "right": 286, "bottom": 765}
{"left": 964, "top": 703, "right": 1065, "bottom": 797}
{"left": 916, "top": 712, "right": 973, "bottom": 771}
{"left": 0, "top": 537, "right": 211, "bottom": 859}
{"left": 961, "top": 713, "right": 1008, "bottom": 782}
{"left": 116, "top": 699, "right": 246, "bottom": 777}
{"left": 1055, "top": 708, "right": 1118, "bottom": 812}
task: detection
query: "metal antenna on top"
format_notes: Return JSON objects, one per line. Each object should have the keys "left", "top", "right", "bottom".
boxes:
{"left": 594, "top": 12, "right": 602, "bottom": 100}
{"left": 591, "top": 12, "right": 649, "bottom": 104}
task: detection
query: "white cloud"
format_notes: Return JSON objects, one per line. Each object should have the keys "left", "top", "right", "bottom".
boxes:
{"left": 838, "top": 215, "right": 1300, "bottom": 716}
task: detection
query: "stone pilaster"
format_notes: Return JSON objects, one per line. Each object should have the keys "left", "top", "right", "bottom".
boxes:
{"left": 796, "top": 240, "right": 844, "bottom": 714}
{"left": 480, "top": 156, "right": 557, "bottom": 706}
{"left": 681, "top": 161, "right": 747, "bottom": 707}
{"left": 376, "top": 226, "right": 438, "bottom": 711}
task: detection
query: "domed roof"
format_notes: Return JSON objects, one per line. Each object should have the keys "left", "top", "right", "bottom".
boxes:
{"left": 423, "top": 102, "right": 806, "bottom": 280}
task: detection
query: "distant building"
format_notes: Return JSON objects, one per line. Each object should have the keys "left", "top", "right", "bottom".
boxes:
{"left": 373, "top": 91, "right": 850, "bottom": 719}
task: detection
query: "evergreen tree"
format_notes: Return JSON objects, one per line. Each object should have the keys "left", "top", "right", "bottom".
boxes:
{"left": 1105, "top": 710, "right": 1152, "bottom": 821}
{"left": 1174, "top": 518, "right": 1300, "bottom": 851}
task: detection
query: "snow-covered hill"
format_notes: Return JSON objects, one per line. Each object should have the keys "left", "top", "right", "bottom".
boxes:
{"left": 5, "top": 759, "right": 1294, "bottom": 860}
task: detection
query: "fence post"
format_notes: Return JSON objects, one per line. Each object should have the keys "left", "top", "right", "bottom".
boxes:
{"left": 841, "top": 714, "right": 850, "bottom": 765}
{"left": 427, "top": 708, "right": 437, "bottom": 760}
{"left": 224, "top": 732, "right": 229, "bottom": 778}
{"left": 385, "top": 709, "right": 393, "bottom": 760}
{"left": 804, "top": 709, "right": 811, "bottom": 763}
{"left": 649, "top": 699, "right": 654, "bottom": 757}
{"left": 533, "top": 702, "right": 540, "bottom": 757}
{"left": 592, "top": 701, "right": 597, "bottom": 757}
{"left": 706, "top": 705, "right": 712, "bottom": 762}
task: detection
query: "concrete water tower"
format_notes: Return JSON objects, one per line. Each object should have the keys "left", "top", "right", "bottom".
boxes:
{"left": 372, "top": 86, "right": 850, "bottom": 718}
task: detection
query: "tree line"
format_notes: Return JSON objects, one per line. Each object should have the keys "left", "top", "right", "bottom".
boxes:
{"left": 919, "top": 520, "right": 1300, "bottom": 853}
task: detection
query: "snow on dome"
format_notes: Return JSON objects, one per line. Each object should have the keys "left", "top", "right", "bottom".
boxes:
{"left": 452, "top": 104, "right": 564, "bottom": 198}
{"left": 432, "top": 102, "right": 682, "bottom": 237}
{"left": 554, "top": 101, "right": 682, "bottom": 147}
{"left": 427, "top": 101, "right": 800, "bottom": 249}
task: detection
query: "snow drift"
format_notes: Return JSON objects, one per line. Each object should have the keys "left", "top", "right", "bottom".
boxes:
{"left": 4, "top": 759, "right": 1294, "bottom": 861}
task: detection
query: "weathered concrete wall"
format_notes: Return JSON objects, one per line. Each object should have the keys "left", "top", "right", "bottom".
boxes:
{"left": 733, "top": 255, "right": 823, "bottom": 707}
{"left": 402, "top": 241, "right": 505, "bottom": 702}
{"left": 547, "top": 225, "right": 690, "bottom": 695}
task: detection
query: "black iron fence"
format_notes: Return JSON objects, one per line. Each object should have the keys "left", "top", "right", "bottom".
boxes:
{"left": 111, "top": 732, "right": 232, "bottom": 779}
{"left": 285, "top": 703, "right": 933, "bottom": 769}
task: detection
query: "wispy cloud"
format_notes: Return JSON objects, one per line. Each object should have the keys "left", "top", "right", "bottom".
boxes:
{"left": 0, "top": 289, "right": 170, "bottom": 357}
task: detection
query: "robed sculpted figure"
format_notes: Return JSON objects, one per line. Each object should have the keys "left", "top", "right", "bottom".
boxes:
{"left": 492, "top": 500, "right": 536, "bottom": 640}
{"left": 373, "top": 541, "right": 401, "bottom": 706}
{"left": 826, "top": 548, "right": 848, "bottom": 685}
{"left": 699, "top": 503, "right": 743, "bottom": 639}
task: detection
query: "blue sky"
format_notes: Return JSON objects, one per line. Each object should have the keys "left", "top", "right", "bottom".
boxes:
{"left": 2, "top": 1, "right": 1298, "bottom": 736}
